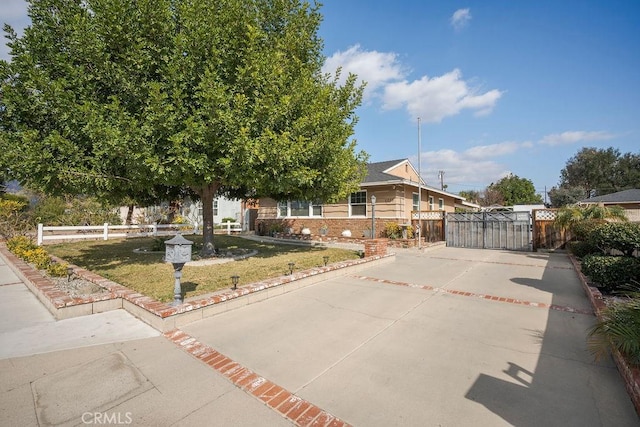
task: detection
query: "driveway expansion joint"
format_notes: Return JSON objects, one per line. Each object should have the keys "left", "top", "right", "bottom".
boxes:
{"left": 351, "top": 275, "right": 594, "bottom": 316}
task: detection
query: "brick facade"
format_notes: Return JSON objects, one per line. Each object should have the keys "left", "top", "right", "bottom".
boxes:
{"left": 256, "top": 217, "right": 400, "bottom": 239}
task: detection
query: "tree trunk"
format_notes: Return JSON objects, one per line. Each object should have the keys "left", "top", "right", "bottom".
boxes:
{"left": 125, "top": 204, "right": 134, "bottom": 225}
{"left": 196, "top": 183, "right": 219, "bottom": 256}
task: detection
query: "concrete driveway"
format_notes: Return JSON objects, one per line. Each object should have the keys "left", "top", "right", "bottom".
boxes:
{"left": 181, "top": 246, "right": 638, "bottom": 426}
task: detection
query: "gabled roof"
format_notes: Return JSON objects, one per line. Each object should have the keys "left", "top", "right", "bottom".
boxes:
{"left": 363, "top": 159, "right": 413, "bottom": 183}
{"left": 580, "top": 189, "right": 640, "bottom": 204}
{"left": 363, "top": 159, "right": 464, "bottom": 201}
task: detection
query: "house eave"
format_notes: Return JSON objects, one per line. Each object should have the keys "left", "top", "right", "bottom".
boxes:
{"left": 360, "top": 179, "right": 465, "bottom": 202}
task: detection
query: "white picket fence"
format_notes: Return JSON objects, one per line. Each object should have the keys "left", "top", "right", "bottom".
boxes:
{"left": 36, "top": 222, "right": 242, "bottom": 246}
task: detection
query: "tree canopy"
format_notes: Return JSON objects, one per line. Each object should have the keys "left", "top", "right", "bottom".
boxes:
{"left": 559, "top": 147, "right": 640, "bottom": 199}
{"left": 486, "top": 174, "right": 543, "bottom": 206}
{"left": 547, "top": 186, "right": 586, "bottom": 208}
{"left": 0, "top": 0, "right": 368, "bottom": 252}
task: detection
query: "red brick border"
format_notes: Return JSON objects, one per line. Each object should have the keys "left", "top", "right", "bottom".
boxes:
{"left": 351, "top": 275, "right": 594, "bottom": 315}
{"left": 163, "top": 329, "right": 350, "bottom": 427}
{"left": 568, "top": 254, "right": 640, "bottom": 418}
{"left": 0, "top": 242, "right": 393, "bottom": 326}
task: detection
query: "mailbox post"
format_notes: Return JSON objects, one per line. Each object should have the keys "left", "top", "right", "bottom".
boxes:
{"left": 164, "top": 234, "right": 194, "bottom": 305}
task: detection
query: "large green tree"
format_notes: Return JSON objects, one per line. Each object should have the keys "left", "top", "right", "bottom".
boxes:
{"left": 486, "top": 174, "right": 543, "bottom": 206}
{"left": 0, "top": 0, "right": 367, "bottom": 253}
{"left": 559, "top": 147, "right": 640, "bottom": 198}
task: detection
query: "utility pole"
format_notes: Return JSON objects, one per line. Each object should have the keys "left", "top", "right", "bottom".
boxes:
{"left": 438, "top": 170, "right": 445, "bottom": 190}
{"left": 417, "top": 117, "right": 422, "bottom": 250}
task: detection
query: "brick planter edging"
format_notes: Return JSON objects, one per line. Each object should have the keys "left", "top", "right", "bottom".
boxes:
{"left": 568, "top": 254, "right": 640, "bottom": 417}
{"left": 0, "top": 243, "right": 395, "bottom": 330}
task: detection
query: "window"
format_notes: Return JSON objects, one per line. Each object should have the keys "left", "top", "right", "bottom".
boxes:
{"left": 290, "top": 200, "right": 308, "bottom": 216}
{"left": 277, "top": 201, "right": 322, "bottom": 217}
{"left": 438, "top": 198, "right": 444, "bottom": 210}
{"left": 277, "top": 201, "right": 288, "bottom": 217}
{"left": 350, "top": 191, "right": 367, "bottom": 216}
{"left": 428, "top": 196, "right": 434, "bottom": 210}
{"left": 213, "top": 199, "right": 219, "bottom": 216}
{"left": 412, "top": 193, "right": 419, "bottom": 212}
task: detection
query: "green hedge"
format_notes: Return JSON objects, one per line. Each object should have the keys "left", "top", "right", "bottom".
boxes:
{"left": 588, "top": 222, "right": 640, "bottom": 257}
{"left": 581, "top": 254, "right": 640, "bottom": 293}
{"left": 567, "top": 241, "right": 600, "bottom": 258}
{"left": 571, "top": 218, "right": 607, "bottom": 241}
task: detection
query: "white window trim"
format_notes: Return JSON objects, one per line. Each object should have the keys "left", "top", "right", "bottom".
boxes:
{"left": 349, "top": 191, "right": 368, "bottom": 217}
{"left": 412, "top": 192, "right": 419, "bottom": 212}
{"left": 438, "top": 198, "right": 444, "bottom": 210}
{"left": 428, "top": 196, "right": 434, "bottom": 210}
{"left": 276, "top": 201, "right": 323, "bottom": 218}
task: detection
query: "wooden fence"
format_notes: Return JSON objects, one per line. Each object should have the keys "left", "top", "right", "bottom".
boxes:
{"left": 532, "top": 209, "right": 571, "bottom": 251}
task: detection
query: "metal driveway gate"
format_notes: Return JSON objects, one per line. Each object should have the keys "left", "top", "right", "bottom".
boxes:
{"left": 446, "top": 211, "right": 532, "bottom": 251}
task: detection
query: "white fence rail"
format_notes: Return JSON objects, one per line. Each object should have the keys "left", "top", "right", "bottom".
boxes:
{"left": 36, "top": 222, "right": 243, "bottom": 245}
{"left": 36, "top": 223, "right": 198, "bottom": 246}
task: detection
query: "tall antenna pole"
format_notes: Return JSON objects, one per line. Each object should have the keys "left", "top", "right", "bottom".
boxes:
{"left": 417, "top": 117, "right": 422, "bottom": 249}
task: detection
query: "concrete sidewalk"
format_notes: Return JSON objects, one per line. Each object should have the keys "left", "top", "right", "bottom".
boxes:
{"left": 1, "top": 246, "right": 638, "bottom": 426}
{"left": 0, "top": 251, "right": 294, "bottom": 427}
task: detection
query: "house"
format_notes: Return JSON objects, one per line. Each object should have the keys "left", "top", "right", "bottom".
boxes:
{"left": 255, "top": 159, "right": 472, "bottom": 241}
{"left": 578, "top": 188, "right": 640, "bottom": 222}
{"left": 180, "top": 196, "right": 256, "bottom": 230}
{"left": 125, "top": 196, "right": 252, "bottom": 230}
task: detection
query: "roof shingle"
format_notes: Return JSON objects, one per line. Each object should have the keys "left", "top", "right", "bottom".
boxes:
{"left": 581, "top": 189, "right": 640, "bottom": 203}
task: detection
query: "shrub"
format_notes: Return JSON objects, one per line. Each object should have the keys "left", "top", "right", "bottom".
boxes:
{"left": 588, "top": 222, "right": 640, "bottom": 257}
{"left": 0, "top": 198, "right": 30, "bottom": 238}
{"left": 6, "top": 235, "right": 37, "bottom": 256}
{"left": 384, "top": 222, "right": 401, "bottom": 239}
{"left": 46, "top": 261, "right": 70, "bottom": 277}
{"left": 32, "top": 195, "right": 121, "bottom": 226}
{"left": 588, "top": 290, "right": 640, "bottom": 367}
{"left": 172, "top": 215, "right": 188, "bottom": 224}
{"left": 571, "top": 218, "right": 607, "bottom": 242}
{"left": 150, "top": 237, "right": 167, "bottom": 252}
{"left": 567, "top": 241, "right": 600, "bottom": 258}
{"left": 23, "top": 247, "right": 52, "bottom": 269}
{"left": 581, "top": 254, "right": 640, "bottom": 292}
{"left": 7, "top": 235, "right": 53, "bottom": 270}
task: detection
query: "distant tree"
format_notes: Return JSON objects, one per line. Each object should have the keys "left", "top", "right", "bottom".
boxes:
{"left": 486, "top": 174, "right": 543, "bottom": 206}
{"left": 0, "top": 0, "right": 367, "bottom": 254}
{"left": 458, "top": 190, "right": 481, "bottom": 204}
{"left": 559, "top": 147, "right": 640, "bottom": 197}
{"left": 547, "top": 186, "right": 586, "bottom": 207}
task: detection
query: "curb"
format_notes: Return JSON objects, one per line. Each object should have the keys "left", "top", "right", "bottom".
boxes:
{"left": 0, "top": 243, "right": 395, "bottom": 331}
{"left": 568, "top": 254, "right": 640, "bottom": 418}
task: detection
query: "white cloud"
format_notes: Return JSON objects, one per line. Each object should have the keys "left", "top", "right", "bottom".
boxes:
{"left": 323, "top": 47, "right": 502, "bottom": 121}
{"left": 538, "top": 130, "right": 616, "bottom": 146}
{"left": 450, "top": 8, "right": 472, "bottom": 31}
{"left": 416, "top": 149, "right": 510, "bottom": 188}
{"left": 464, "top": 141, "right": 523, "bottom": 159}
{"left": 322, "top": 44, "right": 407, "bottom": 99}
{"left": 382, "top": 69, "right": 503, "bottom": 123}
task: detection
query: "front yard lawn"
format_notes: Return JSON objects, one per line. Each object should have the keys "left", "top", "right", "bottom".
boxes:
{"left": 46, "top": 235, "right": 360, "bottom": 302}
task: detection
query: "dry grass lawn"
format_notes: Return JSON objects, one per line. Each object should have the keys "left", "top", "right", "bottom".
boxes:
{"left": 46, "top": 235, "right": 361, "bottom": 302}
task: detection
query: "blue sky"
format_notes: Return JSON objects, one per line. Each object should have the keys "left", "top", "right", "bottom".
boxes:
{"left": 2, "top": 1, "right": 639, "bottom": 200}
